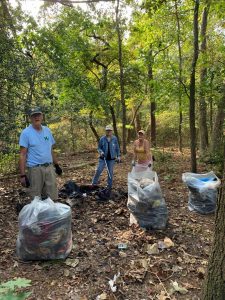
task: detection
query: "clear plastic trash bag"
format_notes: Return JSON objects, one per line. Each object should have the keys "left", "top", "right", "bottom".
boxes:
{"left": 127, "top": 170, "right": 168, "bottom": 229}
{"left": 16, "top": 196, "right": 72, "bottom": 261}
{"left": 182, "top": 171, "right": 221, "bottom": 214}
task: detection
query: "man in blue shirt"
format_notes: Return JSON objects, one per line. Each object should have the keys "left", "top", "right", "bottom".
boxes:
{"left": 92, "top": 125, "right": 121, "bottom": 189}
{"left": 19, "top": 107, "right": 62, "bottom": 200}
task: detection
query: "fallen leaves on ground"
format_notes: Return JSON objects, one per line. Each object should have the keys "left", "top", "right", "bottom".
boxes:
{"left": 0, "top": 148, "right": 214, "bottom": 300}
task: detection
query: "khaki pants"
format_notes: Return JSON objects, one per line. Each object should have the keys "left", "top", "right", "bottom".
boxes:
{"left": 27, "top": 164, "right": 58, "bottom": 200}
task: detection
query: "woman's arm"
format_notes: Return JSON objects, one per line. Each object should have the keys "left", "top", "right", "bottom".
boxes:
{"left": 144, "top": 140, "right": 152, "bottom": 160}
{"left": 133, "top": 140, "right": 137, "bottom": 160}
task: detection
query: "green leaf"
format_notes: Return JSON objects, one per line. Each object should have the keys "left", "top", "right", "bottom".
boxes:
{"left": 1, "top": 278, "right": 31, "bottom": 290}
{"left": 0, "top": 291, "right": 31, "bottom": 300}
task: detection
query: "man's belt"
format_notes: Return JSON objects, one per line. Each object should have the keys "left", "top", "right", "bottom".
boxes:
{"left": 30, "top": 163, "right": 52, "bottom": 168}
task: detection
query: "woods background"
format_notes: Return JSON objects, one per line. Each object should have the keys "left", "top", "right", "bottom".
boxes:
{"left": 0, "top": 0, "right": 224, "bottom": 175}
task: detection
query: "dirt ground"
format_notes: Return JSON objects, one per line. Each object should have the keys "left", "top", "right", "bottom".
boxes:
{"left": 0, "top": 148, "right": 218, "bottom": 300}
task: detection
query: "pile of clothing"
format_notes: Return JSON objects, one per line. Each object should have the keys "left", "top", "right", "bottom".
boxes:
{"left": 127, "top": 170, "right": 168, "bottom": 229}
{"left": 182, "top": 171, "right": 221, "bottom": 214}
{"left": 16, "top": 197, "right": 72, "bottom": 261}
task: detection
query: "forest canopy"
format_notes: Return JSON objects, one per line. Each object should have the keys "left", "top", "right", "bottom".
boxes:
{"left": 0, "top": 0, "right": 224, "bottom": 173}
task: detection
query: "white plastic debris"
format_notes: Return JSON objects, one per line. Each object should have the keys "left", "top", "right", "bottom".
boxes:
{"left": 108, "top": 272, "right": 120, "bottom": 292}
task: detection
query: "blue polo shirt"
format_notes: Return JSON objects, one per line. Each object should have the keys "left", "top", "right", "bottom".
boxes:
{"left": 19, "top": 125, "right": 55, "bottom": 167}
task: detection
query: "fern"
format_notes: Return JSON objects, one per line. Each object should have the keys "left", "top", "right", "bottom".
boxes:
{"left": 0, "top": 278, "right": 32, "bottom": 300}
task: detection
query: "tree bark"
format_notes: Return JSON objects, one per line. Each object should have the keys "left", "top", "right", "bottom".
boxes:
{"left": 70, "top": 117, "right": 76, "bottom": 153}
{"left": 203, "top": 144, "right": 225, "bottom": 299}
{"left": 209, "top": 72, "right": 214, "bottom": 134}
{"left": 109, "top": 104, "right": 120, "bottom": 144}
{"left": 116, "top": 0, "right": 127, "bottom": 154}
{"left": 127, "top": 103, "right": 142, "bottom": 143}
{"left": 89, "top": 111, "right": 99, "bottom": 142}
{"left": 189, "top": 0, "right": 199, "bottom": 173}
{"left": 148, "top": 49, "right": 156, "bottom": 147}
{"left": 174, "top": 0, "right": 183, "bottom": 152}
{"left": 211, "top": 82, "right": 225, "bottom": 154}
{"left": 199, "top": 2, "right": 210, "bottom": 155}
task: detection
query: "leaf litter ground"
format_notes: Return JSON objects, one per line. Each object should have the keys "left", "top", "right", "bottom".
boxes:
{"left": 0, "top": 148, "right": 216, "bottom": 300}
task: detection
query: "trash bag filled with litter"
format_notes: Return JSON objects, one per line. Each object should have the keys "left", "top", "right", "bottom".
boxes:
{"left": 16, "top": 196, "right": 72, "bottom": 261}
{"left": 127, "top": 170, "right": 168, "bottom": 229}
{"left": 182, "top": 171, "right": 221, "bottom": 214}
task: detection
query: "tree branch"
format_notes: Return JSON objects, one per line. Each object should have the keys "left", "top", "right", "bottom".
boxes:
{"left": 87, "top": 33, "right": 110, "bottom": 48}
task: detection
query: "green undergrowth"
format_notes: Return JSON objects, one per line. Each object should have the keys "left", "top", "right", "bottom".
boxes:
{"left": 0, "top": 278, "right": 32, "bottom": 300}
{"left": 0, "top": 153, "right": 18, "bottom": 176}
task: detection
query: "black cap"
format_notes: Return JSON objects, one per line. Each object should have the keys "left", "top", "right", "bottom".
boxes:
{"left": 29, "top": 107, "right": 42, "bottom": 116}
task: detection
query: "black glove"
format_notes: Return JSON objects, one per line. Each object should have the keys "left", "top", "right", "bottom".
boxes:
{"left": 54, "top": 164, "right": 62, "bottom": 175}
{"left": 152, "top": 155, "right": 155, "bottom": 161}
{"left": 148, "top": 163, "right": 152, "bottom": 167}
{"left": 20, "top": 175, "right": 30, "bottom": 188}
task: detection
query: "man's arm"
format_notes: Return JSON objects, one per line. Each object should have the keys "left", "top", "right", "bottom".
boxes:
{"left": 97, "top": 137, "right": 104, "bottom": 156}
{"left": 19, "top": 147, "right": 27, "bottom": 176}
{"left": 116, "top": 137, "right": 121, "bottom": 157}
{"left": 52, "top": 148, "right": 62, "bottom": 175}
{"left": 51, "top": 148, "right": 59, "bottom": 165}
{"left": 19, "top": 147, "right": 30, "bottom": 187}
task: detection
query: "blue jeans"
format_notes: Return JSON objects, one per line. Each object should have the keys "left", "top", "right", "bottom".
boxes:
{"left": 92, "top": 158, "right": 115, "bottom": 188}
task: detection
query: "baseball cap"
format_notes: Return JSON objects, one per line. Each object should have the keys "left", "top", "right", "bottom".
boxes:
{"left": 105, "top": 125, "right": 113, "bottom": 131}
{"left": 29, "top": 107, "right": 42, "bottom": 116}
{"left": 138, "top": 129, "right": 145, "bottom": 134}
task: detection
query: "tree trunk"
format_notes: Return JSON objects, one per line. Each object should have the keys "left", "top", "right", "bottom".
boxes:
{"left": 127, "top": 105, "right": 142, "bottom": 143}
{"left": 90, "top": 48, "right": 120, "bottom": 145}
{"left": 116, "top": 0, "right": 126, "bottom": 154}
{"left": 89, "top": 111, "right": 99, "bottom": 143}
{"left": 211, "top": 82, "right": 225, "bottom": 154}
{"left": 203, "top": 144, "right": 225, "bottom": 299}
{"left": 199, "top": 2, "right": 210, "bottom": 155}
{"left": 174, "top": 0, "right": 183, "bottom": 152}
{"left": 209, "top": 72, "right": 214, "bottom": 134}
{"left": 109, "top": 104, "right": 120, "bottom": 145}
{"left": 70, "top": 117, "right": 76, "bottom": 153}
{"left": 134, "top": 110, "right": 141, "bottom": 133}
{"left": 148, "top": 49, "right": 156, "bottom": 147}
{"left": 189, "top": 0, "right": 199, "bottom": 173}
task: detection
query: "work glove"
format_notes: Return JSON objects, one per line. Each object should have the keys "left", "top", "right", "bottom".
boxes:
{"left": 54, "top": 163, "right": 62, "bottom": 175}
{"left": 148, "top": 163, "right": 152, "bottom": 168}
{"left": 115, "top": 156, "right": 121, "bottom": 163}
{"left": 100, "top": 151, "right": 105, "bottom": 158}
{"left": 20, "top": 175, "right": 30, "bottom": 188}
{"left": 131, "top": 160, "right": 136, "bottom": 167}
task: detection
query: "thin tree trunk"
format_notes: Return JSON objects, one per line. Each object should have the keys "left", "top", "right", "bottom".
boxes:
{"left": 115, "top": 0, "right": 126, "bottom": 154}
{"left": 89, "top": 111, "right": 99, "bottom": 142}
{"left": 148, "top": 49, "right": 156, "bottom": 147}
{"left": 211, "top": 82, "right": 225, "bottom": 154}
{"left": 134, "top": 110, "right": 141, "bottom": 133}
{"left": 174, "top": 0, "right": 183, "bottom": 152}
{"left": 70, "top": 117, "right": 76, "bottom": 153}
{"left": 109, "top": 104, "right": 120, "bottom": 145}
{"left": 209, "top": 72, "right": 214, "bottom": 134}
{"left": 199, "top": 2, "right": 210, "bottom": 155}
{"left": 203, "top": 144, "right": 225, "bottom": 299}
{"left": 127, "top": 103, "right": 143, "bottom": 143}
{"left": 189, "top": 0, "right": 199, "bottom": 173}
